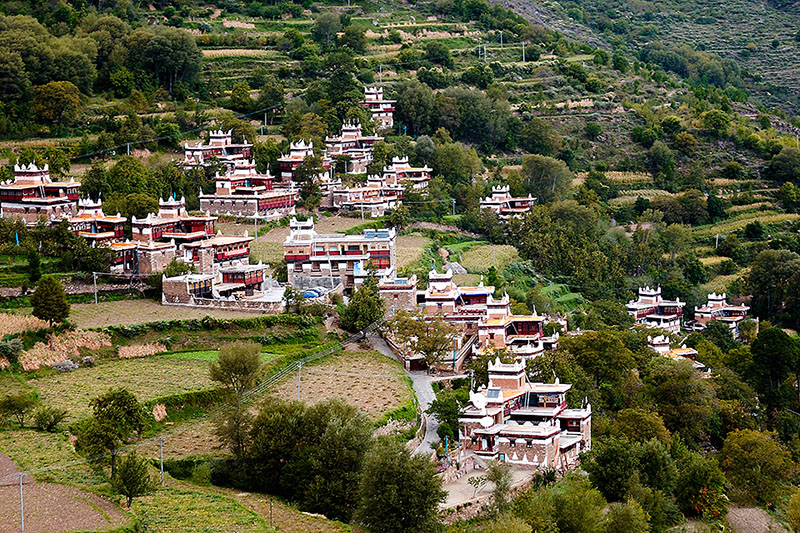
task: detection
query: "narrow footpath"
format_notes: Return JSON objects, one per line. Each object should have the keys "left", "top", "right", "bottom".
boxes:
{"left": 368, "top": 333, "right": 439, "bottom": 456}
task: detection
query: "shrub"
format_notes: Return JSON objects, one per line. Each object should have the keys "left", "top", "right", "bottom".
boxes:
{"left": 34, "top": 406, "right": 68, "bottom": 432}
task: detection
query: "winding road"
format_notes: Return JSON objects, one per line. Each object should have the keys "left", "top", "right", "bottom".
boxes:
{"left": 368, "top": 333, "right": 467, "bottom": 456}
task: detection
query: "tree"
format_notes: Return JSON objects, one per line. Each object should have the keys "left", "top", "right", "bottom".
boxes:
{"left": 340, "top": 25, "right": 367, "bottom": 53}
{"left": 520, "top": 118, "right": 562, "bottom": 156}
{"left": 388, "top": 309, "right": 458, "bottom": 371}
{"left": 256, "top": 77, "right": 285, "bottom": 124}
{"left": 702, "top": 320, "right": 737, "bottom": 353}
{"left": 610, "top": 408, "right": 670, "bottom": 443}
{"left": 209, "top": 341, "right": 263, "bottom": 399}
{"left": 720, "top": 429, "right": 792, "bottom": 505}
{"left": 644, "top": 358, "right": 712, "bottom": 441}
{"left": 768, "top": 147, "right": 800, "bottom": 184}
{"left": 747, "top": 249, "right": 800, "bottom": 319}
{"left": 229, "top": 80, "right": 253, "bottom": 112}
{"left": 32, "top": 81, "right": 83, "bottom": 124}
{"left": 83, "top": 389, "right": 146, "bottom": 477}
{"left": 751, "top": 326, "right": 800, "bottom": 406}
{"left": 485, "top": 514, "right": 532, "bottom": 533}
{"left": 583, "top": 437, "right": 640, "bottom": 501}
{"left": 702, "top": 109, "right": 730, "bottom": 136}
{"left": 355, "top": 439, "right": 446, "bottom": 533}
{"left": 584, "top": 122, "right": 602, "bottom": 141}
{"left": 675, "top": 452, "right": 727, "bottom": 520}
{"left": 247, "top": 398, "right": 372, "bottom": 521}
{"left": 658, "top": 224, "right": 692, "bottom": 261}
{"left": 674, "top": 131, "right": 698, "bottom": 154}
{"left": 0, "top": 393, "right": 38, "bottom": 428}
{"left": 603, "top": 501, "right": 650, "bottom": 533}
{"left": 520, "top": 154, "right": 572, "bottom": 203}
{"left": 27, "top": 249, "right": 41, "bottom": 283}
{"left": 116, "top": 193, "right": 158, "bottom": 219}
{"left": 647, "top": 141, "right": 675, "bottom": 178}
{"left": 486, "top": 460, "right": 513, "bottom": 511}
{"left": 395, "top": 80, "right": 435, "bottom": 136}
{"left": 339, "top": 276, "right": 385, "bottom": 333}
{"left": 111, "top": 452, "right": 154, "bottom": 507}
{"left": 34, "top": 405, "right": 67, "bottom": 432}
{"left": 31, "top": 275, "right": 69, "bottom": 326}
{"left": 788, "top": 489, "right": 800, "bottom": 531}
{"left": 311, "top": 12, "right": 342, "bottom": 48}
{"left": 0, "top": 50, "right": 30, "bottom": 100}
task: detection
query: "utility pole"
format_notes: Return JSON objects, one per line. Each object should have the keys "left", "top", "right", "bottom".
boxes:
{"left": 126, "top": 143, "right": 130, "bottom": 156}
{"left": 159, "top": 437, "right": 165, "bottom": 486}
{"left": 19, "top": 473, "right": 24, "bottom": 532}
{"left": 499, "top": 30, "right": 503, "bottom": 48}
{"left": 297, "top": 362, "right": 303, "bottom": 400}
{"left": 483, "top": 43, "right": 487, "bottom": 63}
{"left": 379, "top": 64, "right": 383, "bottom": 84}
{"left": 269, "top": 499, "right": 273, "bottom": 528}
{"left": 451, "top": 198, "right": 455, "bottom": 216}
{"left": 522, "top": 41, "right": 526, "bottom": 62}
{"left": 93, "top": 272, "right": 98, "bottom": 304}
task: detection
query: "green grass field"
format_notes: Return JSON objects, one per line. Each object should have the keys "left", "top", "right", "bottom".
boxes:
{"left": 460, "top": 244, "right": 519, "bottom": 273}
{"left": 31, "top": 358, "right": 216, "bottom": 422}
{"left": 161, "top": 350, "right": 286, "bottom": 363}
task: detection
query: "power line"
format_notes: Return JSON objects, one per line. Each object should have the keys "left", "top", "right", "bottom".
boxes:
{"left": 0, "top": 320, "right": 383, "bottom": 486}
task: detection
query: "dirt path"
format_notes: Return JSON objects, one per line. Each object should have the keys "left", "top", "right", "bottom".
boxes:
{"left": 726, "top": 505, "right": 788, "bottom": 533}
{"left": 0, "top": 453, "right": 128, "bottom": 533}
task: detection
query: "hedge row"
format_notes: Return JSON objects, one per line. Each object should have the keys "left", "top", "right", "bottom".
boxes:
{"left": 103, "top": 313, "right": 320, "bottom": 339}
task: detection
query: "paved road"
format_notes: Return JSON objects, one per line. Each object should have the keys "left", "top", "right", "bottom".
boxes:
{"left": 368, "top": 334, "right": 439, "bottom": 456}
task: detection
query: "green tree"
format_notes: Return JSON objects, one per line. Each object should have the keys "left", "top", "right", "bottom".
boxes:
{"left": 311, "top": 12, "right": 342, "bottom": 48}
{"left": 395, "top": 80, "right": 435, "bottom": 136}
{"left": 583, "top": 437, "right": 640, "bottom": 501}
{"left": 355, "top": 439, "right": 446, "bottom": 533}
{"left": 0, "top": 393, "right": 39, "bottom": 428}
{"left": 658, "top": 224, "right": 692, "bottom": 261}
{"left": 256, "top": 77, "right": 285, "bottom": 124}
{"left": 520, "top": 118, "right": 562, "bottom": 156}
{"left": 720, "top": 429, "right": 792, "bottom": 505}
{"left": 520, "top": 154, "right": 572, "bottom": 203}
{"left": 485, "top": 514, "right": 532, "bottom": 533}
{"left": 788, "top": 488, "right": 800, "bottom": 531}
{"left": 702, "top": 320, "right": 737, "bottom": 352}
{"left": 584, "top": 122, "right": 602, "bottom": 140}
{"left": 486, "top": 460, "right": 513, "bottom": 511}
{"left": 675, "top": 452, "right": 727, "bottom": 520}
{"left": 702, "top": 109, "right": 731, "bottom": 136}
{"left": 644, "top": 358, "right": 712, "bottom": 441}
{"left": 751, "top": 327, "right": 800, "bottom": 407}
{"left": 209, "top": 341, "right": 264, "bottom": 399}
{"left": 31, "top": 275, "right": 69, "bottom": 326}
{"left": 32, "top": 81, "right": 83, "bottom": 124}
{"left": 33, "top": 405, "right": 67, "bottom": 432}
{"left": 339, "top": 276, "right": 385, "bottom": 333}
{"left": 551, "top": 475, "right": 606, "bottom": 533}
{"left": 230, "top": 80, "right": 253, "bottom": 112}
{"left": 339, "top": 25, "right": 367, "bottom": 53}
{"left": 768, "top": 146, "right": 800, "bottom": 184}
{"left": 82, "top": 389, "right": 146, "bottom": 477}
{"left": 603, "top": 501, "right": 650, "bottom": 533}
{"left": 26, "top": 248, "right": 41, "bottom": 283}
{"left": 610, "top": 409, "right": 670, "bottom": 443}
{"left": 388, "top": 309, "right": 458, "bottom": 371}
{"left": 111, "top": 452, "right": 154, "bottom": 507}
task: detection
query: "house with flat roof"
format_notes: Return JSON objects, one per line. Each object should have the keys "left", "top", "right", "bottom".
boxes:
{"left": 182, "top": 129, "right": 252, "bottom": 169}
{"left": 382, "top": 157, "right": 431, "bottom": 191}
{"left": 423, "top": 268, "right": 562, "bottom": 362}
{"left": 330, "top": 174, "right": 403, "bottom": 218}
{"left": 480, "top": 185, "right": 536, "bottom": 220}
{"left": 627, "top": 286, "right": 685, "bottom": 333}
{"left": 277, "top": 140, "right": 331, "bottom": 183}
{"left": 283, "top": 217, "right": 396, "bottom": 290}
{"left": 325, "top": 121, "right": 382, "bottom": 174}
{"left": 362, "top": 86, "right": 395, "bottom": 129}
{"left": 459, "top": 358, "right": 591, "bottom": 470}
{"left": 130, "top": 196, "right": 253, "bottom": 275}
{"left": 199, "top": 159, "right": 297, "bottom": 220}
{"left": 0, "top": 162, "right": 80, "bottom": 225}
{"left": 162, "top": 261, "right": 285, "bottom": 313}
{"left": 693, "top": 293, "right": 751, "bottom": 339}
